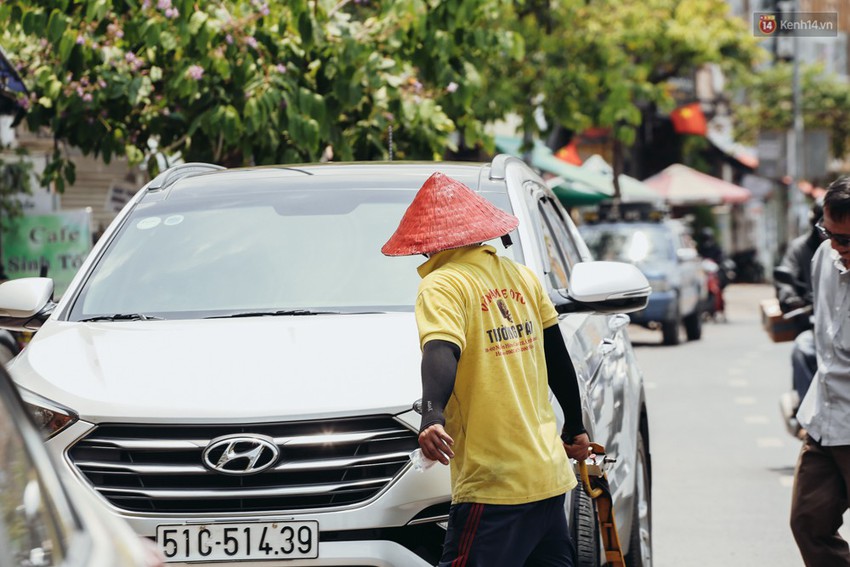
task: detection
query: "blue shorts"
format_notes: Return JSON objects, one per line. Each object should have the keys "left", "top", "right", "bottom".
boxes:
{"left": 438, "top": 493, "right": 575, "bottom": 567}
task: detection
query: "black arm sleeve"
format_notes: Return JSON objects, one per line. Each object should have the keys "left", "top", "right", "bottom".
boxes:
{"left": 775, "top": 245, "right": 805, "bottom": 312}
{"left": 543, "top": 324, "right": 586, "bottom": 441}
{"left": 419, "top": 340, "right": 460, "bottom": 432}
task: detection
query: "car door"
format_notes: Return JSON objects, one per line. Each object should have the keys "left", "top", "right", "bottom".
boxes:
{"left": 520, "top": 182, "right": 630, "bottom": 489}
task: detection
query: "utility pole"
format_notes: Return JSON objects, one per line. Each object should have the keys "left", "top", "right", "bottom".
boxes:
{"left": 777, "top": 0, "right": 806, "bottom": 241}
{"left": 782, "top": 0, "right": 806, "bottom": 240}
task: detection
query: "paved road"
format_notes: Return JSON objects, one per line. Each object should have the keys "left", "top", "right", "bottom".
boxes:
{"left": 626, "top": 283, "right": 843, "bottom": 566}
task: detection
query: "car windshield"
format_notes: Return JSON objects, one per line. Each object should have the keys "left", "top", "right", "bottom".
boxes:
{"left": 579, "top": 223, "right": 674, "bottom": 264}
{"left": 68, "top": 186, "right": 519, "bottom": 320}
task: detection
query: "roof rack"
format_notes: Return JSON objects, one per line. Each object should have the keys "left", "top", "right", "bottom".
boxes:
{"left": 146, "top": 162, "right": 225, "bottom": 192}
{"left": 489, "top": 153, "right": 521, "bottom": 181}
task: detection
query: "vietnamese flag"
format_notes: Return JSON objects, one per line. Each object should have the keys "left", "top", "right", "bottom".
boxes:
{"left": 670, "top": 103, "right": 707, "bottom": 136}
{"left": 555, "top": 140, "right": 583, "bottom": 165}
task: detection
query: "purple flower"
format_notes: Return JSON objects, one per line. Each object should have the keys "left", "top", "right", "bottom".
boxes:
{"left": 76, "top": 35, "right": 85, "bottom": 45}
{"left": 446, "top": 81, "right": 458, "bottom": 93}
{"left": 245, "top": 36, "right": 258, "bottom": 49}
{"left": 225, "top": 34, "right": 234, "bottom": 45}
{"left": 83, "top": 93, "right": 93, "bottom": 102}
{"left": 125, "top": 52, "right": 145, "bottom": 71}
{"left": 165, "top": 7, "right": 179, "bottom": 18}
{"left": 187, "top": 65, "right": 204, "bottom": 80}
{"left": 157, "top": 0, "right": 171, "bottom": 9}
{"left": 275, "top": 63, "right": 287, "bottom": 73}
{"left": 108, "top": 23, "right": 124, "bottom": 39}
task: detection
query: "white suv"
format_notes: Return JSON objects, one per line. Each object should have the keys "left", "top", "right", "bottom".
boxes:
{"left": 0, "top": 156, "right": 652, "bottom": 566}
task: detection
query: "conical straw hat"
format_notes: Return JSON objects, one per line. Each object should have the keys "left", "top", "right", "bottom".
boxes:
{"left": 381, "top": 172, "right": 519, "bottom": 256}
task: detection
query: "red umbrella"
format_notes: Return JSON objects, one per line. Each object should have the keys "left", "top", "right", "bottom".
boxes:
{"left": 643, "top": 164, "right": 752, "bottom": 206}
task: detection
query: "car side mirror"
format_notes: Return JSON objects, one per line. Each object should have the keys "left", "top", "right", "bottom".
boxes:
{"left": 0, "top": 278, "right": 55, "bottom": 331}
{"left": 551, "top": 261, "right": 652, "bottom": 315}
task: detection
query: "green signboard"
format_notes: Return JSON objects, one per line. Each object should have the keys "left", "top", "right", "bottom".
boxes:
{"left": 2, "top": 210, "right": 92, "bottom": 297}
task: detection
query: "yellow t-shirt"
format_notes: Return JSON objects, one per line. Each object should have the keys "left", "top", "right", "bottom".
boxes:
{"left": 415, "top": 245, "right": 577, "bottom": 504}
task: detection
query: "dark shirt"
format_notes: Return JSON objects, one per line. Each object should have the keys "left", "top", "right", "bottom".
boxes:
{"left": 698, "top": 240, "right": 724, "bottom": 264}
{"left": 775, "top": 229, "right": 822, "bottom": 313}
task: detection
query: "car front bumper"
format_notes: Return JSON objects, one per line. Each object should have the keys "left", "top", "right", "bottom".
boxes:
{"left": 50, "top": 421, "right": 450, "bottom": 567}
{"left": 154, "top": 539, "right": 436, "bottom": 566}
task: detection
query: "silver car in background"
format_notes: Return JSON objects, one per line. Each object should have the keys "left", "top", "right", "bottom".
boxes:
{"left": 0, "top": 362, "right": 163, "bottom": 567}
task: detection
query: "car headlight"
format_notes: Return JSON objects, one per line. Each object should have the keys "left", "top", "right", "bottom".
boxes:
{"left": 19, "top": 388, "right": 78, "bottom": 439}
{"left": 646, "top": 277, "right": 670, "bottom": 292}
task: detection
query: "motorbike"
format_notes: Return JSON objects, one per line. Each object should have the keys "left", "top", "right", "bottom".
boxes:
{"left": 701, "top": 259, "right": 725, "bottom": 321}
{"left": 701, "top": 258, "right": 736, "bottom": 322}
{"left": 772, "top": 266, "right": 815, "bottom": 439}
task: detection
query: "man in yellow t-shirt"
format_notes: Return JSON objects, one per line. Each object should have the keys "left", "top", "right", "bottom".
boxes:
{"left": 382, "top": 172, "right": 590, "bottom": 567}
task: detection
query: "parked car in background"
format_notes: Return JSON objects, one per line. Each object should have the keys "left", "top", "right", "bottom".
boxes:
{"left": 0, "top": 156, "right": 652, "bottom": 566}
{"left": 0, "top": 359, "right": 163, "bottom": 567}
{"left": 580, "top": 213, "right": 707, "bottom": 345}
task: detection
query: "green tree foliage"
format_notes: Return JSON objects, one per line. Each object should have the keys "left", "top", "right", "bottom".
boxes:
{"left": 1, "top": 0, "right": 520, "bottom": 187}
{"left": 733, "top": 62, "right": 850, "bottom": 160}
{"left": 0, "top": 151, "right": 33, "bottom": 228}
{"left": 506, "top": 0, "right": 763, "bottom": 145}
{"left": 1, "top": 0, "right": 762, "bottom": 190}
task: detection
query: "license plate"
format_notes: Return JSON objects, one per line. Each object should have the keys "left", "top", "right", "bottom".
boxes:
{"left": 157, "top": 521, "right": 318, "bottom": 562}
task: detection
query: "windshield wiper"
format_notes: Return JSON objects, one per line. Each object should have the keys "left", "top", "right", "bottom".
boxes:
{"left": 79, "top": 313, "right": 164, "bottom": 322}
{"left": 205, "top": 309, "right": 342, "bottom": 319}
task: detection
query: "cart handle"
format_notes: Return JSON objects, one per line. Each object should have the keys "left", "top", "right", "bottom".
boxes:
{"left": 578, "top": 442, "right": 607, "bottom": 499}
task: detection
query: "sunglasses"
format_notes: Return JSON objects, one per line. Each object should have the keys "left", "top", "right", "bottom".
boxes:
{"left": 816, "top": 220, "right": 850, "bottom": 247}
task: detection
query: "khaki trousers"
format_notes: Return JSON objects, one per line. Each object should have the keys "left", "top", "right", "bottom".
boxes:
{"left": 791, "top": 434, "right": 850, "bottom": 566}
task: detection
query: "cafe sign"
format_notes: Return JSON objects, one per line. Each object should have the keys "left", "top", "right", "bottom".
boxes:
{"left": 2, "top": 209, "right": 92, "bottom": 297}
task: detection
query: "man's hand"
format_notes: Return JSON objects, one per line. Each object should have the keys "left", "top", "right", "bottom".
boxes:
{"left": 419, "top": 423, "right": 455, "bottom": 465}
{"left": 563, "top": 432, "right": 592, "bottom": 461}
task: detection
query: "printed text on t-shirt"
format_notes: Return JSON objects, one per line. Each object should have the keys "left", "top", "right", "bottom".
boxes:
{"left": 480, "top": 287, "right": 526, "bottom": 312}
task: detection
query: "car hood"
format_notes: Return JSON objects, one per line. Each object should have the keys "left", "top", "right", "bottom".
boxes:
{"left": 10, "top": 314, "right": 423, "bottom": 422}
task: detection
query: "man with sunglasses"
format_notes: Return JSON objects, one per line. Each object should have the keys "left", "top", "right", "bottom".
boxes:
{"left": 791, "top": 176, "right": 850, "bottom": 566}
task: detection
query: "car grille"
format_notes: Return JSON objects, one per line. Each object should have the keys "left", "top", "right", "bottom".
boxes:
{"left": 67, "top": 416, "right": 419, "bottom": 514}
